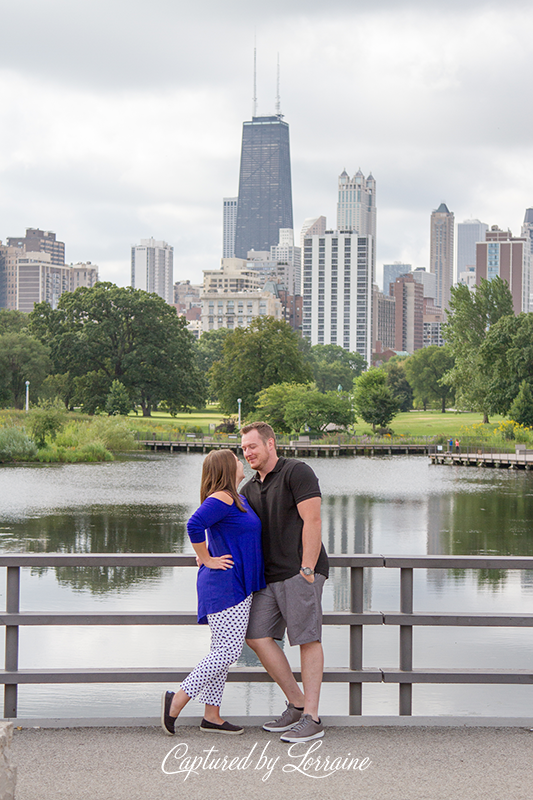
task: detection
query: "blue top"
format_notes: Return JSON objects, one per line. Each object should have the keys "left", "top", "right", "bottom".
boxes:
{"left": 187, "top": 495, "right": 265, "bottom": 624}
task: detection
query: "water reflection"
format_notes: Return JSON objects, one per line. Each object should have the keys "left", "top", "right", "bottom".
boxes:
{"left": 0, "top": 504, "right": 188, "bottom": 593}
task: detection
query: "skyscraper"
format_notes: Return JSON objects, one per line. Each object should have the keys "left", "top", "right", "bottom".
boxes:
{"left": 130, "top": 238, "right": 173, "bottom": 305}
{"left": 302, "top": 231, "right": 374, "bottom": 365}
{"left": 457, "top": 219, "right": 488, "bottom": 273}
{"left": 222, "top": 198, "right": 238, "bottom": 258}
{"left": 475, "top": 226, "right": 530, "bottom": 315}
{"left": 430, "top": 203, "right": 454, "bottom": 311}
{"left": 336, "top": 170, "right": 376, "bottom": 241}
{"left": 383, "top": 262, "right": 411, "bottom": 295}
{"left": 7, "top": 228, "right": 65, "bottom": 265}
{"left": 233, "top": 114, "right": 293, "bottom": 258}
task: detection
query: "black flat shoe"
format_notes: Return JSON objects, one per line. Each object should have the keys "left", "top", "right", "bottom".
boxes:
{"left": 161, "top": 691, "right": 176, "bottom": 735}
{"left": 200, "top": 718, "right": 244, "bottom": 735}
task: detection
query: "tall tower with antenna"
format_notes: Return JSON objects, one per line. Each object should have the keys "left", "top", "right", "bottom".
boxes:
{"left": 233, "top": 52, "right": 293, "bottom": 259}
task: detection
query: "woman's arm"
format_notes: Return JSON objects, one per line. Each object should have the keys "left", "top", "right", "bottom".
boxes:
{"left": 192, "top": 540, "right": 234, "bottom": 571}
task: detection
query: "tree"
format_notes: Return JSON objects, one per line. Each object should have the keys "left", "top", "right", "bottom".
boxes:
{"left": 254, "top": 382, "right": 354, "bottom": 434}
{"left": 0, "top": 309, "right": 28, "bottom": 334}
{"left": 404, "top": 346, "right": 455, "bottom": 413}
{"left": 29, "top": 283, "right": 204, "bottom": 416}
{"left": 105, "top": 380, "right": 133, "bottom": 416}
{"left": 478, "top": 313, "right": 533, "bottom": 417}
{"left": 352, "top": 368, "right": 400, "bottom": 431}
{"left": 508, "top": 380, "right": 533, "bottom": 429}
{"left": 196, "top": 328, "right": 231, "bottom": 402}
{"left": 443, "top": 277, "right": 514, "bottom": 422}
{"left": 382, "top": 358, "right": 413, "bottom": 412}
{"left": 309, "top": 344, "right": 366, "bottom": 393}
{"left": 283, "top": 385, "right": 354, "bottom": 433}
{"left": 0, "top": 332, "right": 50, "bottom": 409}
{"left": 210, "top": 317, "right": 312, "bottom": 415}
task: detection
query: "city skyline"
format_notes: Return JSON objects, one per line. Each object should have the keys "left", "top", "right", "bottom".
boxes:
{"left": 0, "top": 0, "right": 532, "bottom": 290}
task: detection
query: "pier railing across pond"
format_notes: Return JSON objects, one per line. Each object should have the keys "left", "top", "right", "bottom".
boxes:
{"left": 2, "top": 553, "right": 533, "bottom": 719}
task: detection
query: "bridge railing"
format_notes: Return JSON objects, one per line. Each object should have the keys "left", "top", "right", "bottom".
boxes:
{"left": 2, "top": 553, "right": 533, "bottom": 719}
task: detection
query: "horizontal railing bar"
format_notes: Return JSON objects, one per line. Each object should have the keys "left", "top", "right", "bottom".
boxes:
{"left": 383, "top": 613, "right": 533, "bottom": 627}
{"left": 0, "top": 553, "right": 532, "bottom": 569}
{"left": 0, "top": 612, "right": 383, "bottom": 626}
{"left": 0, "top": 554, "right": 384, "bottom": 568}
{"left": 383, "top": 669, "right": 533, "bottom": 684}
{"left": 0, "top": 667, "right": 383, "bottom": 685}
{"left": 384, "top": 556, "right": 533, "bottom": 570}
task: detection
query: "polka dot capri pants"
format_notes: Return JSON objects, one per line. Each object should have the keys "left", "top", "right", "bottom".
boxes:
{"left": 180, "top": 594, "right": 252, "bottom": 707}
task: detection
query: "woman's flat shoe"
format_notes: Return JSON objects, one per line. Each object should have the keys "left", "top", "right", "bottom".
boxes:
{"left": 161, "top": 691, "right": 176, "bottom": 735}
{"left": 200, "top": 718, "right": 244, "bottom": 734}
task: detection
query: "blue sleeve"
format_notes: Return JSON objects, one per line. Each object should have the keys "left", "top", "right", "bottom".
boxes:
{"left": 187, "top": 497, "right": 233, "bottom": 543}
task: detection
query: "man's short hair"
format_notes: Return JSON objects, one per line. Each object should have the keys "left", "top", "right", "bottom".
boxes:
{"left": 241, "top": 421, "right": 276, "bottom": 445}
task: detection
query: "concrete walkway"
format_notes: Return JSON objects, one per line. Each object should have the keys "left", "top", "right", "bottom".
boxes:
{"left": 10, "top": 722, "right": 533, "bottom": 800}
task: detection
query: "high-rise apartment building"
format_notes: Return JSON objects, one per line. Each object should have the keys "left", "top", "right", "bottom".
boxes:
{"left": 302, "top": 231, "right": 374, "bottom": 365}
{"left": 383, "top": 262, "right": 411, "bottom": 295}
{"left": 234, "top": 114, "right": 293, "bottom": 258}
{"left": 393, "top": 273, "right": 424, "bottom": 354}
{"left": 457, "top": 219, "right": 488, "bottom": 273}
{"left": 475, "top": 226, "right": 530, "bottom": 314}
{"left": 222, "top": 198, "right": 238, "bottom": 258}
{"left": 300, "top": 216, "right": 327, "bottom": 250}
{"left": 336, "top": 170, "right": 376, "bottom": 241}
{"left": 7, "top": 228, "right": 65, "bottom": 266}
{"left": 430, "top": 203, "right": 454, "bottom": 311}
{"left": 130, "top": 238, "right": 173, "bottom": 304}
{"left": 372, "top": 285, "right": 396, "bottom": 353}
{"left": 269, "top": 229, "right": 301, "bottom": 295}
{"left": 0, "top": 245, "right": 98, "bottom": 312}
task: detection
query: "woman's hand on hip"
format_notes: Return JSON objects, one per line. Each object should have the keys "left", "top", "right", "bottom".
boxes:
{"left": 204, "top": 554, "right": 234, "bottom": 570}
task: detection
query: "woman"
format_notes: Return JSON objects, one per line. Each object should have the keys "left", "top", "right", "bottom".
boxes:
{"left": 161, "top": 449, "right": 265, "bottom": 735}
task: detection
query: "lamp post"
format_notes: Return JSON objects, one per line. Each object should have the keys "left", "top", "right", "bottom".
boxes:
{"left": 237, "top": 398, "right": 242, "bottom": 429}
{"left": 25, "top": 381, "right": 30, "bottom": 412}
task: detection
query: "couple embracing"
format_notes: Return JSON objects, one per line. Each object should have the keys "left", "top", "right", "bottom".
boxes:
{"left": 161, "top": 421, "right": 329, "bottom": 743}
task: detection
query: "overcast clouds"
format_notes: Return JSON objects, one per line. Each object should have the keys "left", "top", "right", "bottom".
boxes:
{"left": 1, "top": 0, "right": 532, "bottom": 288}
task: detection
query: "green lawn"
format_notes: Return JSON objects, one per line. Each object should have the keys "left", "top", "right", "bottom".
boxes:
{"left": 389, "top": 410, "right": 504, "bottom": 438}
{"left": 126, "top": 407, "right": 226, "bottom": 434}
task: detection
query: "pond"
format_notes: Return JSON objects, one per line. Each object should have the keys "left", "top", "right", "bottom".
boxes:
{"left": 1, "top": 453, "right": 532, "bottom": 718}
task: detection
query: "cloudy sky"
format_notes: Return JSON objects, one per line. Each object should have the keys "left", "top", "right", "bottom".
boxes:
{"left": 1, "top": 0, "right": 532, "bottom": 289}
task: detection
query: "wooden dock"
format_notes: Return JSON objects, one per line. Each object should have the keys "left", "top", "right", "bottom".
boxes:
{"left": 430, "top": 450, "right": 533, "bottom": 469}
{"left": 138, "top": 439, "right": 432, "bottom": 457}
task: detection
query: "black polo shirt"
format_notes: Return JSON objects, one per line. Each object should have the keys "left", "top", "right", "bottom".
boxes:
{"left": 241, "top": 456, "right": 329, "bottom": 584}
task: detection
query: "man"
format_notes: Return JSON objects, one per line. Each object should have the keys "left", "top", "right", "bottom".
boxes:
{"left": 240, "top": 421, "right": 329, "bottom": 743}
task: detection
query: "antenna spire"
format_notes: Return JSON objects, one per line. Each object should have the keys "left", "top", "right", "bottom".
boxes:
{"left": 275, "top": 53, "right": 280, "bottom": 115}
{"left": 252, "top": 43, "right": 257, "bottom": 118}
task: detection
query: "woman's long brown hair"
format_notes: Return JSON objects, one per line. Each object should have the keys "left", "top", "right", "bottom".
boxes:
{"left": 200, "top": 449, "right": 245, "bottom": 512}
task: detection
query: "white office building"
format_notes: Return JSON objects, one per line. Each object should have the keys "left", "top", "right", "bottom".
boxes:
{"left": 223, "top": 198, "right": 238, "bottom": 258}
{"left": 457, "top": 219, "right": 488, "bottom": 274}
{"left": 336, "top": 170, "right": 376, "bottom": 242}
{"left": 130, "top": 238, "right": 173, "bottom": 304}
{"left": 269, "top": 229, "right": 301, "bottom": 295}
{"left": 302, "top": 231, "right": 374, "bottom": 365}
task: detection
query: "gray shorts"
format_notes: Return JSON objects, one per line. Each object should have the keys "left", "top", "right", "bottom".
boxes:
{"left": 246, "top": 572, "right": 326, "bottom": 646}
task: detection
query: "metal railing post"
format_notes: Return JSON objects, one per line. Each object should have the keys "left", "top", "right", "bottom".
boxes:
{"left": 4, "top": 566, "right": 20, "bottom": 718}
{"left": 399, "top": 567, "right": 413, "bottom": 715}
{"left": 349, "top": 566, "right": 364, "bottom": 714}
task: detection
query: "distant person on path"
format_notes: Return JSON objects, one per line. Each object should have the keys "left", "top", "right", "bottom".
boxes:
{"left": 240, "top": 421, "right": 329, "bottom": 743}
{"left": 161, "top": 449, "right": 265, "bottom": 736}
{"left": 455, "top": 438, "right": 460, "bottom": 453}
{"left": 448, "top": 438, "right": 453, "bottom": 452}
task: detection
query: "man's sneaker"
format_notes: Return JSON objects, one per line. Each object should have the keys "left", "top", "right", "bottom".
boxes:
{"left": 262, "top": 702, "right": 303, "bottom": 732}
{"left": 279, "top": 714, "right": 324, "bottom": 742}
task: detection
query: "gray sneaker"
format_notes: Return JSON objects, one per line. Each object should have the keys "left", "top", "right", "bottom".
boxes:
{"left": 279, "top": 714, "right": 324, "bottom": 742}
{"left": 262, "top": 702, "right": 303, "bottom": 732}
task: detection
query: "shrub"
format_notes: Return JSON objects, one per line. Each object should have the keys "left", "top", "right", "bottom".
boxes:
{"left": 0, "top": 428, "right": 38, "bottom": 462}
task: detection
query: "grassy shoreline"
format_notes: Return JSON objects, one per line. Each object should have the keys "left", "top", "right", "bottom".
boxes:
{"left": 1, "top": 406, "right": 526, "bottom": 463}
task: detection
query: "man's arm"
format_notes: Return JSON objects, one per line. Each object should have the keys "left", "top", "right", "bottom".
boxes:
{"left": 297, "top": 496, "right": 322, "bottom": 583}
